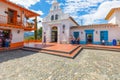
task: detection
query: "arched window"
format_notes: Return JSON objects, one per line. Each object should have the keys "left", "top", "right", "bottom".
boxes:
{"left": 51, "top": 15, "right": 54, "bottom": 21}
{"left": 55, "top": 14, "right": 58, "bottom": 20}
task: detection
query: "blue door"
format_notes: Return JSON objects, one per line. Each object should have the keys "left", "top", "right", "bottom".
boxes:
{"left": 85, "top": 30, "right": 94, "bottom": 44}
{"left": 73, "top": 32, "right": 79, "bottom": 39}
{"left": 86, "top": 33, "right": 93, "bottom": 44}
{"left": 100, "top": 31, "right": 108, "bottom": 41}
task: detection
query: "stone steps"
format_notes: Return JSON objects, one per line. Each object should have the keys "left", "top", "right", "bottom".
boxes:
{"left": 22, "top": 46, "right": 82, "bottom": 59}
{"left": 0, "top": 47, "right": 22, "bottom": 52}
{"left": 40, "top": 47, "right": 82, "bottom": 59}
{"left": 84, "top": 46, "right": 120, "bottom": 52}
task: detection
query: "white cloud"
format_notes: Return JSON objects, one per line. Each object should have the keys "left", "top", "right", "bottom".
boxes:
{"left": 94, "top": 1, "right": 120, "bottom": 19}
{"left": 81, "top": 1, "right": 120, "bottom": 25}
{"left": 62, "top": 0, "right": 120, "bottom": 25}
{"left": 45, "top": 0, "right": 56, "bottom": 4}
{"left": 64, "top": 0, "right": 106, "bottom": 13}
{"left": 9, "top": 0, "right": 43, "bottom": 16}
{"left": 33, "top": 16, "right": 43, "bottom": 27}
{"left": 31, "top": 10, "right": 43, "bottom": 28}
{"left": 9, "top": 0, "right": 40, "bottom": 8}
{"left": 10, "top": 0, "right": 120, "bottom": 25}
{"left": 45, "top": 0, "right": 52, "bottom": 4}
{"left": 9, "top": 0, "right": 43, "bottom": 28}
{"left": 37, "top": 17, "right": 43, "bottom": 28}
{"left": 31, "top": 10, "right": 44, "bottom": 16}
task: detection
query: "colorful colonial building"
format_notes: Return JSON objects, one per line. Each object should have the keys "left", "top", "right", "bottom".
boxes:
{"left": 42, "top": 0, "right": 79, "bottom": 44}
{"left": 42, "top": 0, "right": 120, "bottom": 45}
{"left": 0, "top": 0, "right": 40, "bottom": 49}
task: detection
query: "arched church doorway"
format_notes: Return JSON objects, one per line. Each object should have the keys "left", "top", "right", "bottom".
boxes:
{"left": 51, "top": 26, "right": 58, "bottom": 42}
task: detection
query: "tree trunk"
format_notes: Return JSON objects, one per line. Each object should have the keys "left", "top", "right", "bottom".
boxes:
{"left": 34, "top": 17, "right": 37, "bottom": 40}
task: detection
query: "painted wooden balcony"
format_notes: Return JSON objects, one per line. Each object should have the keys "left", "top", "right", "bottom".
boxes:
{"left": 0, "top": 15, "right": 36, "bottom": 31}
{"left": 24, "top": 22, "right": 36, "bottom": 31}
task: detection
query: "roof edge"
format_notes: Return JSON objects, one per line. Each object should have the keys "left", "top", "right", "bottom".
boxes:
{"left": 69, "top": 17, "right": 79, "bottom": 26}
{"left": 72, "top": 23, "right": 118, "bottom": 28}
{"left": 105, "top": 7, "right": 120, "bottom": 20}
{"left": 1, "top": 0, "right": 40, "bottom": 17}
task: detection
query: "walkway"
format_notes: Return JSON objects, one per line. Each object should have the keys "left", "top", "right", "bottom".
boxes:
{"left": 0, "top": 49, "right": 120, "bottom": 80}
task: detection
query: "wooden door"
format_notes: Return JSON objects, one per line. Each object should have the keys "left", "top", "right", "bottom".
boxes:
{"left": 8, "top": 9, "right": 17, "bottom": 24}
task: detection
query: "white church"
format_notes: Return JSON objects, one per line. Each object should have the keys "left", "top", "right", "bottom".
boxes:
{"left": 42, "top": 0, "right": 120, "bottom": 45}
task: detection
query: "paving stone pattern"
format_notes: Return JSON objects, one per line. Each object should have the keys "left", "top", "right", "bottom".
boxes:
{"left": 0, "top": 49, "right": 120, "bottom": 80}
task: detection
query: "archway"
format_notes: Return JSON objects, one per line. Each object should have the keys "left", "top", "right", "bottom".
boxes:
{"left": 51, "top": 26, "right": 58, "bottom": 42}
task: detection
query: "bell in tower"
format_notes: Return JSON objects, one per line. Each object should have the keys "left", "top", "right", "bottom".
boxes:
{"left": 50, "top": 0, "right": 60, "bottom": 11}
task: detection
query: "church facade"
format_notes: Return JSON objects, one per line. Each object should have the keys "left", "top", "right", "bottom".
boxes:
{"left": 42, "top": 0, "right": 120, "bottom": 45}
{"left": 42, "top": 0, "right": 78, "bottom": 44}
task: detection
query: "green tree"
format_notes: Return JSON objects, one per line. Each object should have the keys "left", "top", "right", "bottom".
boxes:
{"left": 25, "top": 36, "right": 35, "bottom": 40}
{"left": 37, "top": 27, "right": 42, "bottom": 40}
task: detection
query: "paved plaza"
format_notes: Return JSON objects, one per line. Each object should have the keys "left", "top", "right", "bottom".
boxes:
{"left": 0, "top": 49, "right": 120, "bottom": 80}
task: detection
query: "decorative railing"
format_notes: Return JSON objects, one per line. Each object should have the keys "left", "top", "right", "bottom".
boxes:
{"left": 26, "top": 22, "right": 35, "bottom": 28}
{"left": 0, "top": 15, "right": 35, "bottom": 29}
{"left": 0, "top": 15, "right": 22, "bottom": 25}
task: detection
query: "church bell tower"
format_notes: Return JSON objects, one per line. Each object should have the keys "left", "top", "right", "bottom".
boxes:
{"left": 50, "top": 0, "right": 60, "bottom": 12}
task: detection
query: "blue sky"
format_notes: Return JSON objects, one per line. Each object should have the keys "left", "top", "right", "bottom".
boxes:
{"left": 10, "top": 0, "right": 120, "bottom": 26}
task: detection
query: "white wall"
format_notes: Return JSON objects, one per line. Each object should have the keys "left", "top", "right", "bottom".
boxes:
{"left": 71, "top": 26, "right": 120, "bottom": 44}
{"left": 60, "top": 20, "right": 70, "bottom": 43}
{"left": 43, "top": 10, "right": 69, "bottom": 22}
{"left": 0, "top": 2, "right": 25, "bottom": 24}
{"left": 108, "top": 13, "right": 116, "bottom": 24}
{"left": 116, "top": 10, "right": 120, "bottom": 27}
{"left": 108, "top": 10, "right": 120, "bottom": 27}
{"left": 11, "top": 29, "right": 24, "bottom": 43}
{"left": 42, "top": 17, "right": 78, "bottom": 44}
{"left": 0, "top": 26, "right": 24, "bottom": 43}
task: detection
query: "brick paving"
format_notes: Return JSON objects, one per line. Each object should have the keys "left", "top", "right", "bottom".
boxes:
{"left": 24, "top": 43, "right": 82, "bottom": 58}
{"left": 0, "top": 49, "right": 120, "bottom": 80}
{"left": 24, "top": 43, "right": 80, "bottom": 53}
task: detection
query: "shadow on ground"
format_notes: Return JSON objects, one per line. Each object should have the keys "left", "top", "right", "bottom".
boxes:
{"left": 0, "top": 49, "right": 36, "bottom": 63}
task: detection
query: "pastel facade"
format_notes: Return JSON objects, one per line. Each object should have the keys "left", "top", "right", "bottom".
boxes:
{"left": 42, "top": 0, "right": 78, "bottom": 44}
{"left": 71, "top": 24, "right": 120, "bottom": 45}
{"left": 42, "top": 0, "right": 120, "bottom": 45}
{"left": 71, "top": 7, "right": 120, "bottom": 45}
{"left": 0, "top": 0, "right": 39, "bottom": 48}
